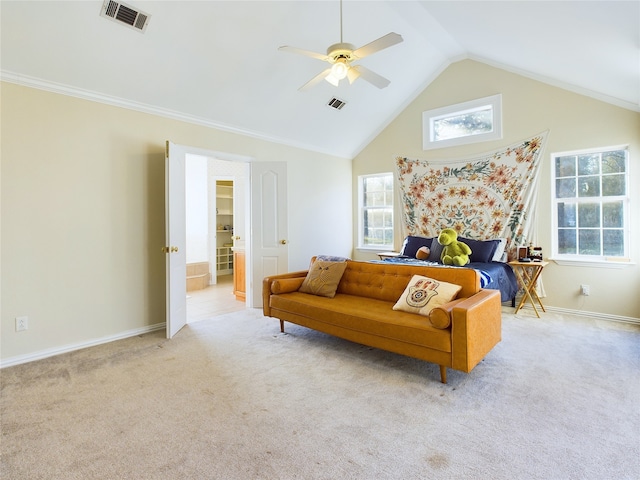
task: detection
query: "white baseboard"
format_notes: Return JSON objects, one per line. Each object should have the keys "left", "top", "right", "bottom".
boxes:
{"left": 0, "top": 323, "right": 166, "bottom": 369}
{"left": 511, "top": 303, "right": 639, "bottom": 325}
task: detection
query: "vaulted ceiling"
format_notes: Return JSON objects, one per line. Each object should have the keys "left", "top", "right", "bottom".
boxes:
{"left": 2, "top": 1, "right": 638, "bottom": 158}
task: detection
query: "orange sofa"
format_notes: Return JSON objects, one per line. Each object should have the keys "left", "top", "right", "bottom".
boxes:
{"left": 263, "top": 259, "right": 502, "bottom": 383}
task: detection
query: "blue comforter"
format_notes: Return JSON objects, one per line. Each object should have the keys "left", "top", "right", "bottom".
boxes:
{"left": 373, "top": 257, "right": 518, "bottom": 302}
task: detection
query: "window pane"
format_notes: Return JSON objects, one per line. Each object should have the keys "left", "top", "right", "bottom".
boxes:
{"left": 556, "top": 178, "right": 576, "bottom": 198}
{"left": 602, "top": 150, "right": 626, "bottom": 174}
{"left": 363, "top": 208, "right": 392, "bottom": 245}
{"left": 602, "top": 174, "right": 625, "bottom": 196}
{"left": 578, "top": 176, "right": 600, "bottom": 197}
{"left": 433, "top": 107, "right": 493, "bottom": 141}
{"left": 578, "top": 203, "right": 600, "bottom": 228}
{"left": 602, "top": 201, "right": 623, "bottom": 228}
{"left": 365, "top": 209, "right": 384, "bottom": 228}
{"left": 364, "top": 176, "right": 384, "bottom": 192}
{"left": 603, "top": 230, "right": 624, "bottom": 256}
{"left": 555, "top": 156, "right": 576, "bottom": 177}
{"left": 558, "top": 229, "right": 576, "bottom": 254}
{"left": 579, "top": 229, "right": 601, "bottom": 255}
{"left": 365, "top": 191, "right": 386, "bottom": 206}
{"left": 361, "top": 173, "right": 393, "bottom": 247}
{"left": 578, "top": 154, "right": 600, "bottom": 176}
{"left": 557, "top": 202, "right": 576, "bottom": 227}
{"left": 552, "top": 147, "right": 628, "bottom": 260}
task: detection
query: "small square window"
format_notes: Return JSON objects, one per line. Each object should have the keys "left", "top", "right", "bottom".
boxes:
{"left": 423, "top": 94, "right": 502, "bottom": 150}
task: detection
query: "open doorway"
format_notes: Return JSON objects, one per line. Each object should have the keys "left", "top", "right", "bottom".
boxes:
{"left": 184, "top": 155, "right": 248, "bottom": 323}
{"left": 166, "top": 141, "right": 288, "bottom": 337}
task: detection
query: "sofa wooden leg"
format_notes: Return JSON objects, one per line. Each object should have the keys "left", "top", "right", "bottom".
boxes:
{"left": 439, "top": 365, "right": 447, "bottom": 384}
{"left": 280, "top": 320, "right": 285, "bottom": 333}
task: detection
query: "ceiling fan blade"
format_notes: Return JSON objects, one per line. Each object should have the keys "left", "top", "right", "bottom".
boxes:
{"left": 352, "top": 32, "right": 403, "bottom": 59}
{"left": 347, "top": 67, "right": 361, "bottom": 84}
{"left": 278, "top": 45, "right": 328, "bottom": 61}
{"left": 299, "top": 68, "right": 332, "bottom": 92}
{"left": 352, "top": 65, "right": 391, "bottom": 89}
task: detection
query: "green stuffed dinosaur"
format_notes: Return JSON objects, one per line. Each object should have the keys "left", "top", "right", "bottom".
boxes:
{"left": 438, "top": 228, "right": 472, "bottom": 266}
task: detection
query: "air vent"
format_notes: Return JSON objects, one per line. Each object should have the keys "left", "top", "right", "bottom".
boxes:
{"left": 100, "top": 0, "right": 150, "bottom": 32}
{"left": 327, "top": 97, "right": 347, "bottom": 110}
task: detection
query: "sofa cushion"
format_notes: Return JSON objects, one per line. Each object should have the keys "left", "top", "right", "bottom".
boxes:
{"left": 400, "top": 236, "right": 433, "bottom": 258}
{"left": 298, "top": 261, "right": 347, "bottom": 298}
{"left": 392, "top": 275, "right": 462, "bottom": 316}
{"left": 429, "top": 298, "right": 466, "bottom": 329}
{"left": 270, "top": 292, "right": 452, "bottom": 352}
{"left": 336, "top": 260, "right": 480, "bottom": 301}
{"left": 271, "top": 277, "right": 305, "bottom": 294}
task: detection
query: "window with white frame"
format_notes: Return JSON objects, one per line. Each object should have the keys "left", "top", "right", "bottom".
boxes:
{"left": 551, "top": 146, "right": 630, "bottom": 264}
{"left": 358, "top": 173, "right": 394, "bottom": 249}
{"left": 422, "top": 94, "right": 502, "bottom": 150}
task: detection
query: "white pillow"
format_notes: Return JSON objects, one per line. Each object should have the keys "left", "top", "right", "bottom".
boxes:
{"left": 492, "top": 238, "right": 507, "bottom": 262}
{"left": 392, "top": 275, "right": 462, "bottom": 317}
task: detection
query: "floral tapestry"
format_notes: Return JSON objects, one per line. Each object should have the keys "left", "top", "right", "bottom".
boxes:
{"left": 396, "top": 132, "right": 548, "bottom": 260}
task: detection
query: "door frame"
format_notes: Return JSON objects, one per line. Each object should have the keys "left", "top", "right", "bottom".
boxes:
{"left": 166, "top": 143, "right": 253, "bottom": 338}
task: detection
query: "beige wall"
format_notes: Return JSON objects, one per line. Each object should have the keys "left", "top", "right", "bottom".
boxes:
{"left": 1, "top": 82, "right": 352, "bottom": 363}
{"left": 352, "top": 60, "right": 640, "bottom": 320}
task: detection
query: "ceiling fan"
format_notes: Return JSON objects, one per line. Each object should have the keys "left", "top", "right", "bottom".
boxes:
{"left": 278, "top": 0, "right": 403, "bottom": 91}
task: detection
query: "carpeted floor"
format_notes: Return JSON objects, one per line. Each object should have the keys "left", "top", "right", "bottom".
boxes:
{"left": 1, "top": 308, "right": 639, "bottom": 479}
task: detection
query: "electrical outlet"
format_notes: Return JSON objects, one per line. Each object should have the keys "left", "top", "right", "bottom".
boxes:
{"left": 580, "top": 284, "right": 590, "bottom": 296}
{"left": 15, "top": 316, "right": 28, "bottom": 332}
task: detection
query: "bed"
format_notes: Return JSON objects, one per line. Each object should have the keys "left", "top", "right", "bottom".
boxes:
{"left": 373, "top": 235, "right": 519, "bottom": 304}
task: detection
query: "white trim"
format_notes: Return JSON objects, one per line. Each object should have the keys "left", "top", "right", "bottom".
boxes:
{"left": 550, "top": 258, "right": 635, "bottom": 268}
{"left": 513, "top": 304, "right": 639, "bottom": 326}
{"left": 549, "top": 145, "right": 630, "bottom": 261}
{"left": 0, "top": 70, "right": 350, "bottom": 159}
{"left": 466, "top": 54, "right": 640, "bottom": 113}
{"left": 0, "top": 323, "right": 166, "bottom": 368}
{"left": 357, "top": 172, "right": 394, "bottom": 250}
{"left": 422, "top": 94, "right": 502, "bottom": 150}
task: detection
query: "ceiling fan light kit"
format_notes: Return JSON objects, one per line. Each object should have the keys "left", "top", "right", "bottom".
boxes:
{"left": 279, "top": 1, "right": 403, "bottom": 91}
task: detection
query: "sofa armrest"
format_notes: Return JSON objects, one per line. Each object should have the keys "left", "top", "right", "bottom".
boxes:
{"left": 262, "top": 270, "right": 308, "bottom": 316}
{"left": 450, "top": 289, "right": 502, "bottom": 373}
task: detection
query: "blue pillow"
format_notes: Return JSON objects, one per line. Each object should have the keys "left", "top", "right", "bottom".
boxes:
{"left": 400, "top": 236, "right": 433, "bottom": 258}
{"left": 459, "top": 238, "right": 501, "bottom": 263}
{"left": 428, "top": 238, "right": 444, "bottom": 263}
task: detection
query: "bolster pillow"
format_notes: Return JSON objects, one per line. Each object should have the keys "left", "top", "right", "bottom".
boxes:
{"left": 271, "top": 277, "right": 306, "bottom": 294}
{"left": 429, "top": 298, "right": 466, "bottom": 329}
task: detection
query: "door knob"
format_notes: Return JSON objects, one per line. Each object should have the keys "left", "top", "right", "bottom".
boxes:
{"left": 280, "top": 240, "right": 288, "bottom": 245}
{"left": 171, "top": 246, "right": 179, "bottom": 253}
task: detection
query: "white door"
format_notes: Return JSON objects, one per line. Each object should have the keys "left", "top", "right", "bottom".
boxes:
{"left": 165, "top": 141, "right": 187, "bottom": 338}
{"left": 250, "top": 162, "right": 288, "bottom": 307}
{"left": 233, "top": 175, "right": 246, "bottom": 250}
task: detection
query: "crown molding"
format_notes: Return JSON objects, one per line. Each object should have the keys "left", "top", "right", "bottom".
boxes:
{"left": 0, "top": 70, "right": 349, "bottom": 159}
{"left": 467, "top": 55, "right": 639, "bottom": 113}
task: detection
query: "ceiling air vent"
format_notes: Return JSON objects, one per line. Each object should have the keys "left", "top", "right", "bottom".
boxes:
{"left": 327, "top": 97, "right": 347, "bottom": 111}
{"left": 100, "top": 0, "right": 150, "bottom": 33}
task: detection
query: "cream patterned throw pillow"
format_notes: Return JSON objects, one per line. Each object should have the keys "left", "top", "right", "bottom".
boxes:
{"left": 298, "top": 261, "right": 348, "bottom": 298}
{"left": 392, "top": 275, "right": 462, "bottom": 316}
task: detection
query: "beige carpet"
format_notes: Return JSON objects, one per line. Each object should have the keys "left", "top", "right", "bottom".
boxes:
{"left": 1, "top": 308, "right": 639, "bottom": 479}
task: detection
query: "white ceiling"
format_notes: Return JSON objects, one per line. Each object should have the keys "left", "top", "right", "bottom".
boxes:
{"left": 1, "top": 1, "right": 638, "bottom": 158}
